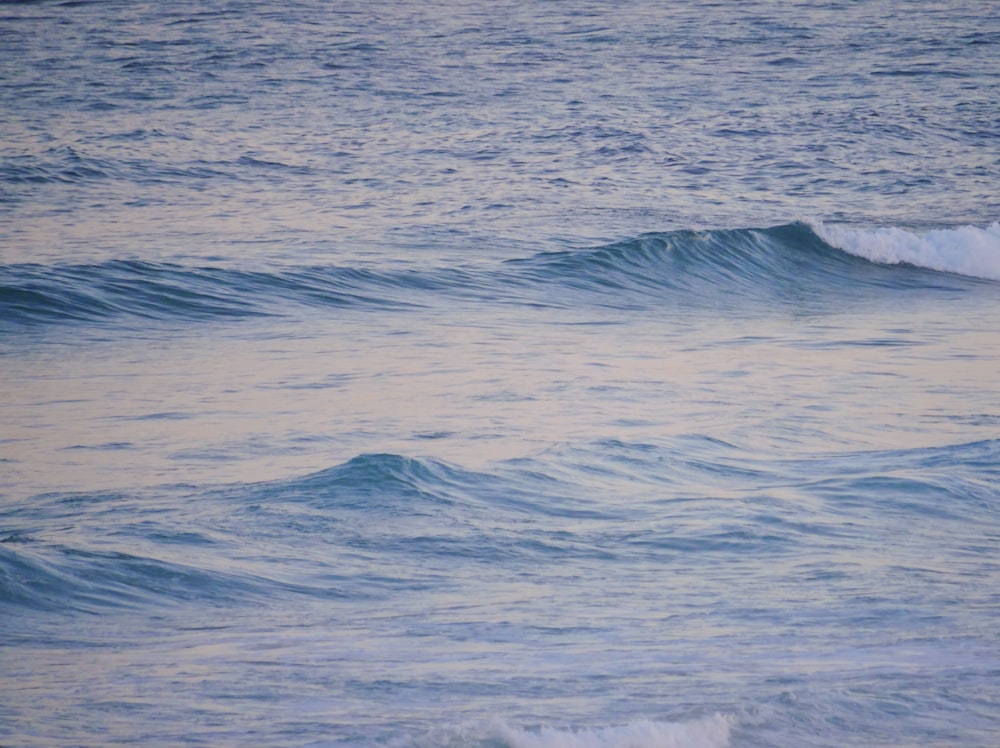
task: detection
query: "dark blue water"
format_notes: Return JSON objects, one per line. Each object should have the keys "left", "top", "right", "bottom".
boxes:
{"left": 2, "top": 1, "right": 1000, "bottom": 746}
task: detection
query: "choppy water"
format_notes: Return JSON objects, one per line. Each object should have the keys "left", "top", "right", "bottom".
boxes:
{"left": 2, "top": 1, "right": 1000, "bottom": 746}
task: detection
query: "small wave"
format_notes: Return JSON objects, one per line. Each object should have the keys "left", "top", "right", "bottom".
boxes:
{"left": 0, "top": 261, "right": 266, "bottom": 326}
{"left": 250, "top": 452, "right": 627, "bottom": 523}
{"left": 812, "top": 221, "right": 1000, "bottom": 281}
{"left": 507, "top": 223, "right": 826, "bottom": 298}
{"left": 510, "top": 222, "right": 1000, "bottom": 312}
{"left": 257, "top": 453, "right": 465, "bottom": 512}
{"left": 0, "top": 148, "right": 119, "bottom": 185}
{"left": 0, "top": 542, "right": 264, "bottom": 614}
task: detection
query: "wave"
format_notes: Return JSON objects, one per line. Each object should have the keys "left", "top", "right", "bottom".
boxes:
{"left": 506, "top": 221, "right": 997, "bottom": 302}
{"left": 503, "top": 222, "right": 850, "bottom": 307}
{"left": 2, "top": 222, "right": 994, "bottom": 331}
{"left": 7, "top": 437, "right": 996, "bottom": 617}
{"left": 0, "top": 454, "right": 541, "bottom": 615}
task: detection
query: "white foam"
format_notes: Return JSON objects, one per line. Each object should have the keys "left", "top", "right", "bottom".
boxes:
{"left": 812, "top": 221, "right": 1000, "bottom": 281}
{"left": 494, "top": 714, "right": 732, "bottom": 748}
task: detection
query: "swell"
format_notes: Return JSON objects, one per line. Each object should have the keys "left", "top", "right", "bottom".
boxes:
{"left": 2, "top": 222, "right": 994, "bottom": 331}
{"left": 3, "top": 439, "right": 996, "bottom": 616}
{"left": 0, "top": 453, "right": 589, "bottom": 615}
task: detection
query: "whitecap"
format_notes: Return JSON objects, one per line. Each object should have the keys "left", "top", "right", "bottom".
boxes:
{"left": 812, "top": 221, "right": 1000, "bottom": 281}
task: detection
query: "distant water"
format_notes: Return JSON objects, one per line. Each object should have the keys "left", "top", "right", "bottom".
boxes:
{"left": 2, "top": 1, "right": 999, "bottom": 747}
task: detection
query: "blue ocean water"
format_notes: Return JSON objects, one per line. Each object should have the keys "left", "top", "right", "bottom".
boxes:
{"left": 2, "top": 1, "right": 1000, "bottom": 746}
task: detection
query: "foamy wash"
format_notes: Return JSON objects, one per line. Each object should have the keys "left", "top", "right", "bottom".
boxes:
{"left": 2, "top": 1, "right": 999, "bottom": 747}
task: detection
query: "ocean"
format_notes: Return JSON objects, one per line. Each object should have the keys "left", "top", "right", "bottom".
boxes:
{"left": 1, "top": 1, "right": 999, "bottom": 746}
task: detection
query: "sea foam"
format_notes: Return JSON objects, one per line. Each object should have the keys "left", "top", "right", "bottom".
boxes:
{"left": 493, "top": 714, "right": 732, "bottom": 748}
{"left": 813, "top": 221, "right": 1000, "bottom": 281}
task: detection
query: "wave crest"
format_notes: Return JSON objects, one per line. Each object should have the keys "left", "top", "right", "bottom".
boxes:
{"left": 812, "top": 221, "right": 1000, "bottom": 280}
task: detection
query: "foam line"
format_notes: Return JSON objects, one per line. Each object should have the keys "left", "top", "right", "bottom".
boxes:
{"left": 494, "top": 714, "right": 732, "bottom": 748}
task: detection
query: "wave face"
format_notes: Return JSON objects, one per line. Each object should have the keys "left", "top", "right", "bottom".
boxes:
{"left": 0, "top": 260, "right": 442, "bottom": 328}
{"left": 1, "top": 223, "right": 992, "bottom": 331}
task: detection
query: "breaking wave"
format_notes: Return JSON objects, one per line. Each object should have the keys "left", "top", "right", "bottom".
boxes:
{"left": 1, "top": 222, "right": 995, "bottom": 331}
{"left": 813, "top": 221, "right": 1000, "bottom": 281}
